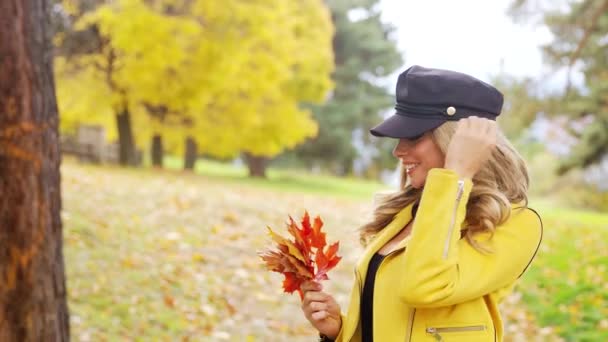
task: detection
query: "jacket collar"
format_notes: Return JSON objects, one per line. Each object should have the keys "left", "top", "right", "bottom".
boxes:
{"left": 356, "top": 202, "right": 415, "bottom": 273}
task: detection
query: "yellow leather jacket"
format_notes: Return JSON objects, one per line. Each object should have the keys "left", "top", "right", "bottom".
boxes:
{"left": 334, "top": 168, "right": 543, "bottom": 342}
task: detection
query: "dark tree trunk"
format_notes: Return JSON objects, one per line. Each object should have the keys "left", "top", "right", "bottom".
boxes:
{"left": 151, "top": 134, "right": 163, "bottom": 168}
{"left": 337, "top": 156, "right": 354, "bottom": 177}
{"left": 184, "top": 136, "right": 197, "bottom": 170}
{"left": 116, "top": 108, "right": 136, "bottom": 166}
{"left": 244, "top": 153, "right": 269, "bottom": 178}
{"left": 0, "top": 0, "right": 70, "bottom": 341}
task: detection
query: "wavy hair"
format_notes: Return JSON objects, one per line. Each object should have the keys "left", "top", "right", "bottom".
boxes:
{"left": 359, "top": 121, "right": 529, "bottom": 253}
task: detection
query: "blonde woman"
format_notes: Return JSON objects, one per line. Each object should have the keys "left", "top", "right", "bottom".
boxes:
{"left": 300, "top": 65, "right": 543, "bottom": 342}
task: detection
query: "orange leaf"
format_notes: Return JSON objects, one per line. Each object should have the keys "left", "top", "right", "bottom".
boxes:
{"left": 315, "top": 242, "right": 341, "bottom": 280}
{"left": 284, "top": 253, "right": 314, "bottom": 278}
{"left": 259, "top": 251, "right": 286, "bottom": 273}
{"left": 259, "top": 211, "right": 341, "bottom": 297}
{"left": 164, "top": 294, "right": 175, "bottom": 308}
{"left": 310, "top": 215, "right": 326, "bottom": 249}
{"left": 287, "top": 217, "right": 310, "bottom": 257}
{"left": 282, "top": 272, "right": 302, "bottom": 294}
{"left": 301, "top": 211, "right": 312, "bottom": 236}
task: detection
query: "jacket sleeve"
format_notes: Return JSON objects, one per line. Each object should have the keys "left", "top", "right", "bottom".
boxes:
{"left": 398, "top": 168, "right": 543, "bottom": 308}
{"left": 332, "top": 313, "right": 347, "bottom": 342}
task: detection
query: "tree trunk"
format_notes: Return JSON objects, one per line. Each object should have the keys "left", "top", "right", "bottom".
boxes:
{"left": 151, "top": 134, "right": 163, "bottom": 168}
{"left": 0, "top": 0, "right": 70, "bottom": 340}
{"left": 184, "top": 136, "right": 197, "bottom": 170}
{"left": 244, "top": 153, "right": 269, "bottom": 178}
{"left": 339, "top": 156, "right": 354, "bottom": 177}
{"left": 116, "top": 108, "right": 136, "bottom": 166}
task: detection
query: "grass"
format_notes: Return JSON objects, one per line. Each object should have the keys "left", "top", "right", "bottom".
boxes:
{"left": 517, "top": 211, "right": 608, "bottom": 341}
{"left": 528, "top": 197, "right": 608, "bottom": 228}
{"left": 62, "top": 158, "right": 608, "bottom": 341}
{"left": 161, "top": 155, "right": 390, "bottom": 200}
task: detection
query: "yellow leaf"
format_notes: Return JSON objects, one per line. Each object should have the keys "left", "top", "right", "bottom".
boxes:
{"left": 267, "top": 227, "right": 305, "bottom": 262}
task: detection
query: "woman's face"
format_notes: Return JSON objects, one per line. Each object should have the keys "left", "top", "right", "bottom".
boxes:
{"left": 392, "top": 132, "right": 445, "bottom": 189}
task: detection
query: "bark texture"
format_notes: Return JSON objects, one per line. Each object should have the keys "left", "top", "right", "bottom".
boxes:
{"left": 0, "top": 0, "right": 70, "bottom": 340}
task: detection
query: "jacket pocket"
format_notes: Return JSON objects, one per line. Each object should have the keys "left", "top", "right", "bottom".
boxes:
{"left": 425, "top": 324, "right": 489, "bottom": 341}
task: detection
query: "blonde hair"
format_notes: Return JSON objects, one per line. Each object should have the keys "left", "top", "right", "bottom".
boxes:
{"left": 360, "top": 121, "right": 529, "bottom": 252}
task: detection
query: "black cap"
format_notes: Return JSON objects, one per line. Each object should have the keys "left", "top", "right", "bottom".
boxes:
{"left": 370, "top": 65, "right": 504, "bottom": 139}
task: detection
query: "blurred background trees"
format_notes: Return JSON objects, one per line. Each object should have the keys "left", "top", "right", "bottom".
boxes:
{"left": 504, "top": 0, "right": 608, "bottom": 210}
{"left": 51, "top": 0, "right": 607, "bottom": 209}
{"left": 509, "top": 0, "right": 608, "bottom": 172}
{"left": 53, "top": 0, "right": 334, "bottom": 177}
{"left": 281, "top": 0, "right": 403, "bottom": 177}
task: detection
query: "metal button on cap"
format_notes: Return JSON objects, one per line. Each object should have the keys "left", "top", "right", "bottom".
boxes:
{"left": 446, "top": 106, "right": 456, "bottom": 116}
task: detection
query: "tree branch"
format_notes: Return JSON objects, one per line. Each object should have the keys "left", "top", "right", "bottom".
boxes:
{"left": 568, "top": 0, "right": 608, "bottom": 67}
{"left": 566, "top": 0, "right": 608, "bottom": 92}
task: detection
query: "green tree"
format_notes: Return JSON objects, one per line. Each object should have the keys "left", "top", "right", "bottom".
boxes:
{"left": 489, "top": 72, "right": 543, "bottom": 141}
{"left": 509, "top": 0, "right": 608, "bottom": 174}
{"left": 287, "top": 0, "right": 403, "bottom": 177}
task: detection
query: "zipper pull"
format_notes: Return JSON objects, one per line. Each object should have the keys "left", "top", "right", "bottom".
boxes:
{"left": 426, "top": 327, "right": 443, "bottom": 341}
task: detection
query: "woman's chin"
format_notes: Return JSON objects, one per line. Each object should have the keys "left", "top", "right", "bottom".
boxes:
{"left": 408, "top": 172, "right": 428, "bottom": 189}
{"left": 409, "top": 177, "right": 423, "bottom": 189}
{"left": 411, "top": 183, "right": 423, "bottom": 189}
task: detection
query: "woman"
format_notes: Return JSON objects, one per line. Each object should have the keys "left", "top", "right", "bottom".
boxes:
{"left": 300, "top": 65, "right": 543, "bottom": 342}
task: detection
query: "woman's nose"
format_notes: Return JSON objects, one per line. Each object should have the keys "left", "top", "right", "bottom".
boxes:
{"left": 392, "top": 145, "right": 400, "bottom": 158}
{"left": 392, "top": 140, "right": 409, "bottom": 158}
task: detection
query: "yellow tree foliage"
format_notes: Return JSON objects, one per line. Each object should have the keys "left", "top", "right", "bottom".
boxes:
{"left": 55, "top": 0, "right": 334, "bottom": 158}
{"left": 186, "top": 0, "right": 335, "bottom": 158}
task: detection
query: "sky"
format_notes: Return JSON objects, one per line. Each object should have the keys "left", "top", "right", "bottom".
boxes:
{"left": 378, "top": 0, "right": 556, "bottom": 86}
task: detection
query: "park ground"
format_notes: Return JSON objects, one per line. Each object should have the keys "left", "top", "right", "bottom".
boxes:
{"left": 62, "top": 159, "right": 608, "bottom": 341}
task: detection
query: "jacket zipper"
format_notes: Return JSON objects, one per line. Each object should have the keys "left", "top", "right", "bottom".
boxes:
{"left": 404, "top": 308, "right": 415, "bottom": 342}
{"left": 426, "top": 325, "right": 486, "bottom": 341}
{"left": 442, "top": 180, "right": 465, "bottom": 259}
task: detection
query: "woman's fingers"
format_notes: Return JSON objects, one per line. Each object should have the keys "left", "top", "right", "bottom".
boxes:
{"left": 301, "top": 289, "right": 339, "bottom": 319}
{"left": 300, "top": 281, "right": 341, "bottom": 326}
{"left": 302, "top": 300, "right": 328, "bottom": 319}
{"left": 311, "top": 310, "right": 328, "bottom": 321}
{"left": 301, "top": 291, "right": 329, "bottom": 309}
{"left": 310, "top": 301, "right": 328, "bottom": 312}
{"left": 445, "top": 116, "right": 498, "bottom": 178}
{"left": 299, "top": 286, "right": 342, "bottom": 339}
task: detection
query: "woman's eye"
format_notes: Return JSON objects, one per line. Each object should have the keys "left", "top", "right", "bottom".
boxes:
{"left": 409, "top": 134, "right": 423, "bottom": 142}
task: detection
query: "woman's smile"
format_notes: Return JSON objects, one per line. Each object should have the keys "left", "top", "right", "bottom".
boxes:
{"left": 402, "top": 162, "right": 420, "bottom": 174}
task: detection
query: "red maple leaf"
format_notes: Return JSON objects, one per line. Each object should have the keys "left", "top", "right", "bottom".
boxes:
{"left": 310, "top": 215, "right": 326, "bottom": 249}
{"left": 259, "top": 211, "right": 341, "bottom": 298}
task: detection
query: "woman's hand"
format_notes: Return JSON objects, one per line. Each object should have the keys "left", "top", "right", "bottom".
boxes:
{"left": 301, "top": 281, "right": 342, "bottom": 339}
{"left": 444, "top": 117, "right": 497, "bottom": 179}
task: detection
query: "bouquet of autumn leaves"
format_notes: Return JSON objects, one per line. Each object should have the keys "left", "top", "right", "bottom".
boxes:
{"left": 259, "top": 211, "right": 342, "bottom": 299}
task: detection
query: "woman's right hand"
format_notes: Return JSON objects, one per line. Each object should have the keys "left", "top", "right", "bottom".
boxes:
{"left": 301, "top": 281, "right": 342, "bottom": 339}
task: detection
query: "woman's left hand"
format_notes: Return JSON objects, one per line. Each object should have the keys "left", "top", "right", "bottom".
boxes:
{"left": 444, "top": 117, "right": 497, "bottom": 179}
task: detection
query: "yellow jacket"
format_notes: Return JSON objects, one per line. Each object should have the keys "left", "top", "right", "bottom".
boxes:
{"left": 334, "top": 168, "right": 543, "bottom": 342}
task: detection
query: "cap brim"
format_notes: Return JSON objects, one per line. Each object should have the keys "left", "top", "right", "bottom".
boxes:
{"left": 370, "top": 113, "right": 445, "bottom": 139}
